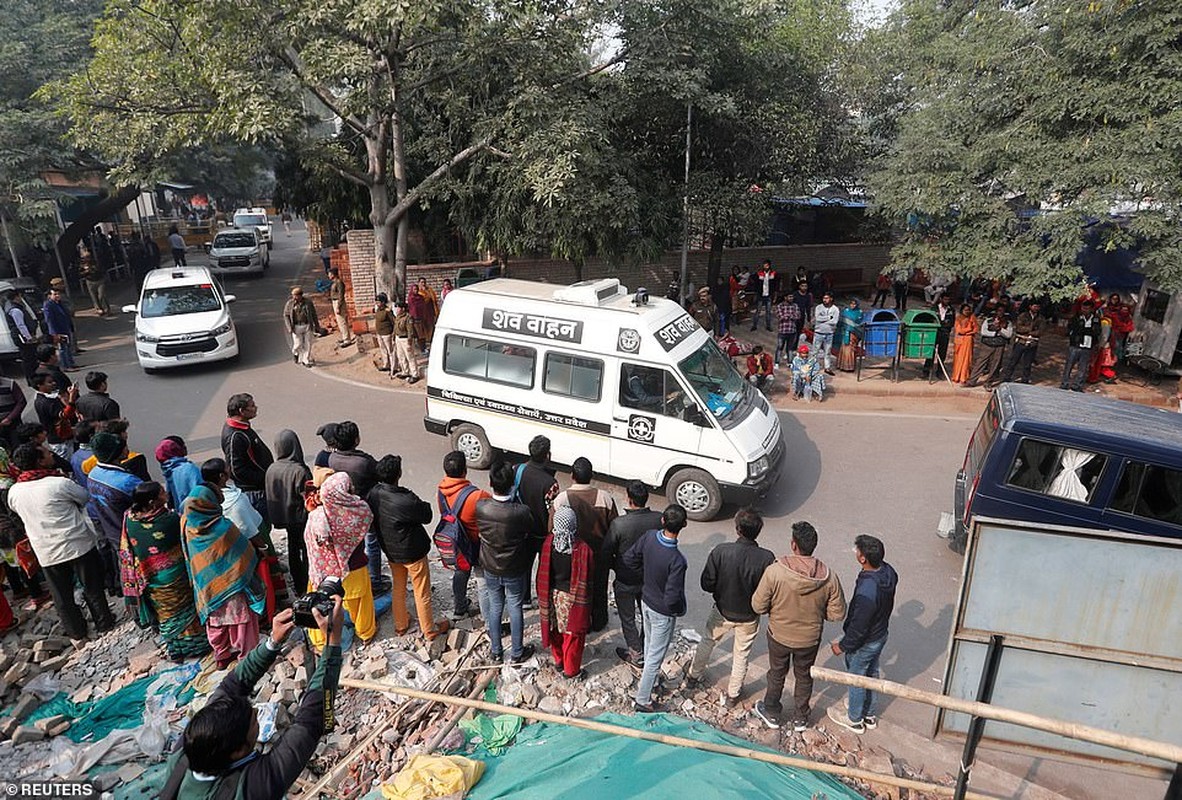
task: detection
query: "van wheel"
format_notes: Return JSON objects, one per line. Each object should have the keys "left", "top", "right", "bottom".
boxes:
{"left": 451, "top": 423, "right": 493, "bottom": 470}
{"left": 667, "top": 468, "right": 722, "bottom": 521}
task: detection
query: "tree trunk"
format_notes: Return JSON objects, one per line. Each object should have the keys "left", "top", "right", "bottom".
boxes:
{"left": 390, "top": 105, "right": 410, "bottom": 301}
{"left": 53, "top": 185, "right": 140, "bottom": 270}
{"left": 369, "top": 180, "right": 396, "bottom": 301}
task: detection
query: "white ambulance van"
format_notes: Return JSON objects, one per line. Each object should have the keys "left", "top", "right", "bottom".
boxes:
{"left": 423, "top": 278, "right": 785, "bottom": 520}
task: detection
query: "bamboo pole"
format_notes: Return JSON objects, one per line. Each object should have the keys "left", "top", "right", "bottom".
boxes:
{"left": 810, "top": 666, "right": 1182, "bottom": 765}
{"left": 422, "top": 666, "right": 499, "bottom": 753}
{"left": 341, "top": 676, "right": 1000, "bottom": 800}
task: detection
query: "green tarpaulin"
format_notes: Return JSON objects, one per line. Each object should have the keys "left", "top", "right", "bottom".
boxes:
{"left": 364, "top": 711, "right": 863, "bottom": 800}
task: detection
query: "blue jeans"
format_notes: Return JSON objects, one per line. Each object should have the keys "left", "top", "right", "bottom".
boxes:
{"left": 844, "top": 636, "right": 887, "bottom": 722}
{"left": 716, "top": 310, "right": 729, "bottom": 336}
{"left": 636, "top": 602, "right": 676, "bottom": 705}
{"left": 775, "top": 333, "right": 796, "bottom": 365}
{"left": 750, "top": 297, "right": 773, "bottom": 330}
{"left": 56, "top": 338, "right": 75, "bottom": 370}
{"left": 813, "top": 331, "right": 835, "bottom": 371}
{"left": 479, "top": 571, "right": 527, "bottom": 658}
{"left": 366, "top": 530, "right": 384, "bottom": 585}
{"left": 1061, "top": 345, "right": 1091, "bottom": 389}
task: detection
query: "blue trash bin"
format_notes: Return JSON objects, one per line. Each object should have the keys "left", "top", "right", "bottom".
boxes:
{"left": 862, "top": 309, "right": 901, "bottom": 358}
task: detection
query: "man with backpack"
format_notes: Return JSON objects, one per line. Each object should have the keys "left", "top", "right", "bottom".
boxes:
{"left": 512, "top": 435, "right": 559, "bottom": 608}
{"left": 436, "top": 451, "right": 488, "bottom": 621}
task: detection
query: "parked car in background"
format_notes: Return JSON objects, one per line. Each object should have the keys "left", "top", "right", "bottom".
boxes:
{"left": 123, "top": 266, "right": 238, "bottom": 372}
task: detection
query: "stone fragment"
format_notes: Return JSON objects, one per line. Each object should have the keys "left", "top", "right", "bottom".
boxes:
{"left": 11, "top": 725, "right": 46, "bottom": 744}
{"left": 0, "top": 716, "right": 20, "bottom": 739}
{"left": 10, "top": 692, "right": 40, "bottom": 721}
{"left": 520, "top": 685, "right": 541, "bottom": 708}
{"left": 127, "top": 641, "right": 157, "bottom": 676}
{"left": 858, "top": 747, "right": 901, "bottom": 800}
{"left": 362, "top": 659, "right": 388, "bottom": 680}
{"left": 538, "top": 696, "right": 564, "bottom": 716}
{"left": 38, "top": 654, "right": 70, "bottom": 673}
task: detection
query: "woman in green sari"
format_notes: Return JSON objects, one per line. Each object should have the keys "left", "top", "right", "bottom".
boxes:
{"left": 122, "top": 482, "right": 210, "bottom": 661}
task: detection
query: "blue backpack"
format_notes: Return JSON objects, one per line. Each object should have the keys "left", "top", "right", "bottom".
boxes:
{"left": 434, "top": 485, "right": 480, "bottom": 571}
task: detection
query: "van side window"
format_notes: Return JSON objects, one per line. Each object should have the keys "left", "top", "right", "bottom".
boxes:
{"left": 1005, "top": 439, "right": 1106, "bottom": 503}
{"left": 620, "top": 364, "right": 685, "bottom": 418}
{"left": 543, "top": 353, "right": 602, "bottom": 401}
{"left": 1111, "top": 462, "right": 1182, "bottom": 526}
{"left": 443, "top": 335, "right": 535, "bottom": 388}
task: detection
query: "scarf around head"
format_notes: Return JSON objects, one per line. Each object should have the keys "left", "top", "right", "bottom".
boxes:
{"left": 181, "top": 483, "right": 261, "bottom": 623}
{"left": 155, "top": 437, "right": 186, "bottom": 463}
{"left": 305, "top": 471, "right": 373, "bottom": 585}
{"left": 551, "top": 506, "right": 577, "bottom": 555}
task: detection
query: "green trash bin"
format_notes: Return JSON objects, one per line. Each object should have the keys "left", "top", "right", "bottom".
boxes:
{"left": 901, "top": 309, "right": 940, "bottom": 359}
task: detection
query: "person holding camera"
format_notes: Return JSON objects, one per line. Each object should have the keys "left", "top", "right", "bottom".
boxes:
{"left": 160, "top": 601, "right": 345, "bottom": 800}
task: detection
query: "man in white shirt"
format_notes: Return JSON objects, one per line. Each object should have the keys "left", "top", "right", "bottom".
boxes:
{"left": 812, "top": 294, "right": 841, "bottom": 375}
{"left": 7, "top": 444, "right": 114, "bottom": 640}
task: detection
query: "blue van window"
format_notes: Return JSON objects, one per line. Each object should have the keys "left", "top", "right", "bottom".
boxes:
{"left": 1111, "top": 462, "right": 1182, "bottom": 526}
{"left": 1006, "top": 439, "right": 1106, "bottom": 504}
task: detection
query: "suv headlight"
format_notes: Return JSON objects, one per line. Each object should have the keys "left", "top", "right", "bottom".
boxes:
{"left": 212, "top": 321, "right": 233, "bottom": 337}
{"left": 747, "top": 455, "right": 770, "bottom": 480}
{"left": 135, "top": 331, "right": 159, "bottom": 343}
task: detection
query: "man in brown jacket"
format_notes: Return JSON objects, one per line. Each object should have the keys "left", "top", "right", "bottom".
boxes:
{"left": 551, "top": 457, "right": 618, "bottom": 630}
{"left": 751, "top": 521, "right": 846, "bottom": 732}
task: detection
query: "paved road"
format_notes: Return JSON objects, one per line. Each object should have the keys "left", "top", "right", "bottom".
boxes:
{"left": 58, "top": 228, "right": 1161, "bottom": 799}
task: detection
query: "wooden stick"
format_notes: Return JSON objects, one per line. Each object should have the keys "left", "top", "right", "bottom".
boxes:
{"left": 422, "top": 666, "right": 499, "bottom": 753}
{"left": 810, "top": 665, "right": 1182, "bottom": 765}
{"left": 340, "top": 677, "right": 1000, "bottom": 800}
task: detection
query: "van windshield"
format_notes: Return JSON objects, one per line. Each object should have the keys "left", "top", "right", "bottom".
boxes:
{"left": 234, "top": 214, "right": 266, "bottom": 227}
{"left": 141, "top": 285, "right": 221, "bottom": 318}
{"left": 214, "top": 233, "right": 257, "bottom": 249}
{"left": 678, "top": 340, "right": 752, "bottom": 423}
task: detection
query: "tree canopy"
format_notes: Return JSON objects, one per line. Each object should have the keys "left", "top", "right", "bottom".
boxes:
{"left": 869, "top": 0, "right": 1182, "bottom": 297}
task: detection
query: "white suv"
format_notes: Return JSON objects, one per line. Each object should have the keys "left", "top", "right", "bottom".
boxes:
{"left": 123, "top": 266, "right": 239, "bottom": 372}
{"left": 208, "top": 227, "right": 269, "bottom": 275}
{"left": 232, "top": 208, "right": 273, "bottom": 250}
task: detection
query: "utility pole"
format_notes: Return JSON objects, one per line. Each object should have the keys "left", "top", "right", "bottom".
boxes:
{"left": 678, "top": 100, "right": 693, "bottom": 307}
{"left": 0, "top": 211, "right": 23, "bottom": 278}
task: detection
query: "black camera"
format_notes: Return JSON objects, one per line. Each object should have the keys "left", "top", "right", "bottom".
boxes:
{"left": 292, "top": 576, "right": 345, "bottom": 628}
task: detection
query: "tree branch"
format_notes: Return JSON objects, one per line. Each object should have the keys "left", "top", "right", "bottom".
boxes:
{"left": 556, "top": 50, "right": 628, "bottom": 87}
{"left": 384, "top": 137, "right": 492, "bottom": 224}
{"left": 278, "top": 47, "right": 369, "bottom": 138}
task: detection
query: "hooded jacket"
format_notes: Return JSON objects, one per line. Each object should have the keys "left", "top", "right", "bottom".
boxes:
{"left": 751, "top": 554, "right": 847, "bottom": 648}
{"left": 436, "top": 476, "right": 489, "bottom": 547}
{"left": 265, "top": 430, "right": 312, "bottom": 530}
{"left": 838, "top": 562, "right": 898, "bottom": 652}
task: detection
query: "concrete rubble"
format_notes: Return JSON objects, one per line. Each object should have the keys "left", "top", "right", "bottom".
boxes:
{"left": 0, "top": 574, "right": 956, "bottom": 800}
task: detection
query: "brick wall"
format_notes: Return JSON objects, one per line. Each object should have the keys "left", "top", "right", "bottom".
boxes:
{"left": 345, "top": 229, "right": 376, "bottom": 314}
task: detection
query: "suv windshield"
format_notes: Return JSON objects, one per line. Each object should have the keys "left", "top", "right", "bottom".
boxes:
{"left": 214, "top": 233, "right": 256, "bottom": 249}
{"left": 141, "top": 285, "right": 221, "bottom": 318}
{"left": 678, "top": 340, "right": 751, "bottom": 423}
{"left": 234, "top": 214, "right": 266, "bottom": 227}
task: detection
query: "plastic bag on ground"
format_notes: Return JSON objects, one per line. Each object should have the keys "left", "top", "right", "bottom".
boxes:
{"left": 380, "top": 754, "right": 485, "bottom": 800}
{"left": 23, "top": 672, "right": 63, "bottom": 700}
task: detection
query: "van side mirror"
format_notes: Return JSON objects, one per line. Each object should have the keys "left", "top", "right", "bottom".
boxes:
{"left": 224, "top": 294, "right": 237, "bottom": 303}
{"left": 682, "top": 404, "right": 709, "bottom": 427}
{"left": 121, "top": 304, "right": 137, "bottom": 314}
{"left": 203, "top": 242, "right": 212, "bottom": 253}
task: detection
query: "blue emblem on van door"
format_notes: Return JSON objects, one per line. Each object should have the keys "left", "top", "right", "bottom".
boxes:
{"left": 627, "top": 415, "right": 655, "bottom": 442}
{"left": 617, "top": 328, "right": 641, "bottom": 353}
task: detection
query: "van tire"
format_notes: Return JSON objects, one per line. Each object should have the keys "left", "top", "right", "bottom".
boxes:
{"left": 667, "top": 468, "right": 722, "bottom": 521}
{"left": 451, "top": 423, "right": 494, "bottom": 470}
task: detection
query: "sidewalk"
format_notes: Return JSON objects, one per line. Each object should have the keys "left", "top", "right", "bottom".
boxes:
{"left": 303, "top": 277, "right": 1178, "bottom": 413}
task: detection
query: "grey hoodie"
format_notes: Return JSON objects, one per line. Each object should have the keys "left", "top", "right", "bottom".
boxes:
{"left": 264, "top": 429, "right": 311, "bottom": 529}
{"left": 751, "top": 554, "right": 847, "bottom": 648}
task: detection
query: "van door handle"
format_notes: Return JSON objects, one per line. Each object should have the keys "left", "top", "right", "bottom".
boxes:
{"left": 612, "top": 417, "right": 629, "bottom": 423}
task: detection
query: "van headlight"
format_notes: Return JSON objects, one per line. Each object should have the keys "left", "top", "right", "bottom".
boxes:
{"left": 747, "top": 455, "right": 770, "bottom": 480}
{"left": 211, "top": 321, "right": 233, "bottom": 336}
{"left": 135, "top": 331, "right": 159, "bottom": 343}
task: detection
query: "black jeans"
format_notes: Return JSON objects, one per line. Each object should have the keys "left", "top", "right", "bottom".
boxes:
{"left": 762, "top": 633, "right": 820, "bottom": 724}
{"left": 284, "top": 518, "right": 309, "bottom": 595}
{"left": 923, "top": 331, "right": 950, "bottom": 376}
{"left": 42, "top": 547, "right": 114, "bottom": 639}
{"left": 592, "top": 555, "right": 611, "bottom": 632}
{"left": 453, "top": 568, "right": 472, "bottom": 615}
{"left": 614, "top": 585, "right": 644, "bottom": 658}
{"left": 1003, "top": 341, "right": 1038, "bottom": 383}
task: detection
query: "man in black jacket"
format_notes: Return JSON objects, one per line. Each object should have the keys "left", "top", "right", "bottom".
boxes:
{"left": 221, "top": 393, "right": 274, "bottom": 520}
{"left": 922, "top": 294, "right": 955, "bottom": 379}
{"left": 685, "top": 508, "right": 774, "bottom": 706}
{"left": 367, "top": 454, "right": 448, "bottom": 640}
{"left": 475, "top": 461, "right": 535, "bottom": 663}
{"left": 601, "top": 481, "right": 662, "bottom": 668}
{"left": 1061, "top": 300, "right": 1100, "bottom": 392}
{"left": 828, "top": 534, "right": 898, "bottom": 735}
{"left": 160, "top": 602, "right": 344, "bottom": 800}
{"left": 514, "top": 435, "right": 559, "bottom": 607}
{"left": 327, "top": 420, "right": 388, "bottom": 594}
{"left": 75, "top": 370, "right": 121, "bottom": 422}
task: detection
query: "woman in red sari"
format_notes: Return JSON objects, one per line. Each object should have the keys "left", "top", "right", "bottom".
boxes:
{"left": 951, "top": 304, "right": 979, "bottom": 384}
{"left": 537, "top": 506, "right": 593, "bottom": 679}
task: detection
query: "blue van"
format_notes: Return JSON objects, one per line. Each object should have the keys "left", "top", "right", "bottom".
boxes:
{"left": 953, "top": 383, "right": 1182, "bottom": 551}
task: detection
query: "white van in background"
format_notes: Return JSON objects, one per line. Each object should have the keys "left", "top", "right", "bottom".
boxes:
{"left": 423, "top": 278, "right": 785, "bottom": 520}
{"left": 232, "top": 208, "right": 273, "bottom": 250}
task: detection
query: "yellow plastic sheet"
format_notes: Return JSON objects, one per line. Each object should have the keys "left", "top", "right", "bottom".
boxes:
{"left": 380, "top": 754, "right": 485, "bottom": 800}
